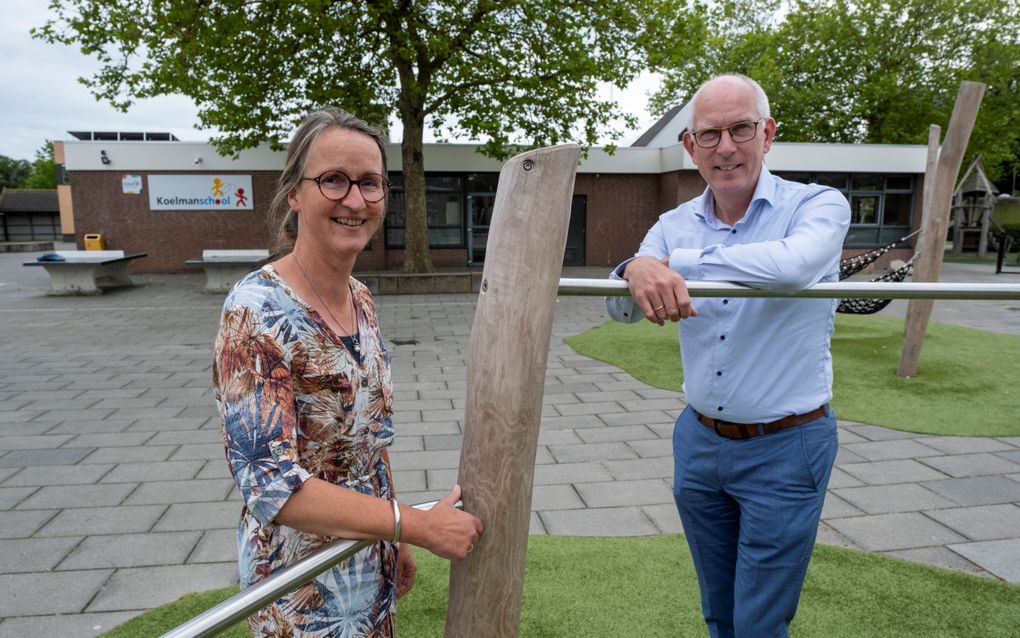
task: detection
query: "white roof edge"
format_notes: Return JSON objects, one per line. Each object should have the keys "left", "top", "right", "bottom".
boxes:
{"left": 63, "top": 139, "right": 928, "bottom": 174}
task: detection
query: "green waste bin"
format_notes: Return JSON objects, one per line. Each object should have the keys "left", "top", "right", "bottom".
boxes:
{"left": 84, "top": 234, "right": 106, "bottom": 250}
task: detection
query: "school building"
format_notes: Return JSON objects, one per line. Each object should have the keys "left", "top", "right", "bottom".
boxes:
{"left": 53, "top": 110, "right": 928, "bottom": 273}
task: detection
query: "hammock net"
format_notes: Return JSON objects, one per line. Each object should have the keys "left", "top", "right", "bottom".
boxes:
{"left": 836, "top": 230, "right": 920, "bottom": 315}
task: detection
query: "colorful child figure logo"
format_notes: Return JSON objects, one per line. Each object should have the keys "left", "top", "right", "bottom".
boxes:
{"left": 211, "top": 178, "right": 226, "bottom": 198}
{"left": 235, "top": 187, "right": 248, "bottom": 206}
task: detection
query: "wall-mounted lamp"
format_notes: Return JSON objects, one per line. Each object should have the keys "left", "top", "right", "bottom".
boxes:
{"left": 100, "top": 149, "right": 111, "bottom": 165}
{"left": 193, "top": 156, "right": 203, "bottom": 165}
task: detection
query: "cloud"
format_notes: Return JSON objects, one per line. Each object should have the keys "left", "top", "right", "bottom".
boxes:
{"left": 0, "top": 0, "right": 211, "bottom": 160}
{"left": 0, "top": 0, "right": 658, "bottom": 161}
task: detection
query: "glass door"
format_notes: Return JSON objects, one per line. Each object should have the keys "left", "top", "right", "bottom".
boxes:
{"left": 467, "top": 193, "right": 496, "bottom": 264}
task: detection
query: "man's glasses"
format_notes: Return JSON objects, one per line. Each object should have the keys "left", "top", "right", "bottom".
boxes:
{"left": 690, "top": 119, "right": 765, "bottom": 149}
{"left": 300, "top": 170, "right": 390, "bottom": 203}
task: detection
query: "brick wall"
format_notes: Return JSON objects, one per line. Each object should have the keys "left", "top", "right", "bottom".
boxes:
{"left": 70, "top": 169, "right": 921, "bottom": 272}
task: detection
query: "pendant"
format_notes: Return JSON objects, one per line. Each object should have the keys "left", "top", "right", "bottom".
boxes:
{"left": 352, "top": 336, "right": 361, "bottom": 354}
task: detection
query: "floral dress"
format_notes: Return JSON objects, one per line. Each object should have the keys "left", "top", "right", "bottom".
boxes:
{"left": 213, "top": 265, "right": 396, "bottom": 638}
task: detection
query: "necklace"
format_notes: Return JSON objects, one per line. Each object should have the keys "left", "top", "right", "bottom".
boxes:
{"left": 293, "top": 255, "right": 361, "bottom": 354}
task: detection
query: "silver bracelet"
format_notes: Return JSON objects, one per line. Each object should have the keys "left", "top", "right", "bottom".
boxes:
{"left": 390, "top": 498, "right": 401, "bottom": 543}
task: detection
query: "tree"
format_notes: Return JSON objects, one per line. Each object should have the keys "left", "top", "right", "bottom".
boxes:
{"left": 36, "top": 1, "right": 704, "bottom": 272}
{"left": 649, "top": 0, "right": 1020, "bottom": 181}
{"left": 24, "top": 142, "right": 57, "bottom": 189}
{"left": 0, "top": 155, "right": 31, "bottom": 191}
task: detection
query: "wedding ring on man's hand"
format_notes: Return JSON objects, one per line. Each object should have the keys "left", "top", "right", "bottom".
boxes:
{"left": 654, "top": 304, "right": 666, "bottom": 311}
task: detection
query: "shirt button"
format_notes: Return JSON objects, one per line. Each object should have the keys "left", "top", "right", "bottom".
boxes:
{"left": 716, "top": 371, "right": 722, "bottom": 376}
{"left": 731, "top": 229, "right": 737, "bottom": 234}
{"left": 722, "top": 299, "right": 729, "bottom": 305}
{"left": 717, "top": 406, "right": 724, "bottom": 411}
{"left": 720, "top": 335, "right": 726, "bottom": 340}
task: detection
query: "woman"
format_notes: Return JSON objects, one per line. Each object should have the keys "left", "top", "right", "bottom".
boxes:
{"left": 213, "top": 107, "right": 482, "bottom": 637}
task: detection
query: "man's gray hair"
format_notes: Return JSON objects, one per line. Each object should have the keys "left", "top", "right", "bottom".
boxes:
{"left": 687, "top": 73, "right": 771, "bottom": 129}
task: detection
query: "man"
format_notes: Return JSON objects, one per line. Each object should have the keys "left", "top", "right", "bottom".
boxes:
{"left": 606, "top": 73, "right": 851, "bottom": 638}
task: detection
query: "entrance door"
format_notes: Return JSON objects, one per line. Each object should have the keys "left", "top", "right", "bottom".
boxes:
{"left": 563, "top": 195, "right": 586, "bottom": 266}
{"left": 467, "top": 194, "right": 496, "bottom": 265}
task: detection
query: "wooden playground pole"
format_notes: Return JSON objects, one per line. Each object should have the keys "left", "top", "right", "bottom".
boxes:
{"left": 898, "top": 81, "right": 985, "bottom": 377}
{"left": 444, "top": 144, "right": 581, "bottom": 638}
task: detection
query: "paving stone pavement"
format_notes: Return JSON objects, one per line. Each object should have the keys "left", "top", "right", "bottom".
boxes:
{"left": 1, "top": 250, "right": 1018, "bottom": 636}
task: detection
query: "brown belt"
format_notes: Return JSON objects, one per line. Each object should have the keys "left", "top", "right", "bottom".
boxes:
{"left": 696, "top": 405, "right": 828, "bottom": 440}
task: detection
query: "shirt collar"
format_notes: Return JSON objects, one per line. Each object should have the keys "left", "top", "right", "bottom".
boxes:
{"left": 695, "top": 163, "right": 776, "bottom": 226}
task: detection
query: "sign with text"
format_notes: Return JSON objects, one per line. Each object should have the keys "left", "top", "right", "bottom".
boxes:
{"left": 148, "top": 175, "right": 254, "bottom": 210}
{"left": 122, "top": 174, "right": 143, "bottom": 194}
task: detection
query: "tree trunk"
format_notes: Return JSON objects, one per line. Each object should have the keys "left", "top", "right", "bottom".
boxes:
{"left": 400, "top": 114, "right": 435, "bottom": 273}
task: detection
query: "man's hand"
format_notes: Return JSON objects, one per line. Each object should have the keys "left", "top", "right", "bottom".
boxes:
{"left": 623, "top": 256, "right": 698, "bottom": 325}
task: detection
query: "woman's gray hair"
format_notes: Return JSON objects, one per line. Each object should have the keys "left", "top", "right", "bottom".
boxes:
{"left": 687, "top": 73, "right": 771, "bottom": 129}
{"left": 267, "top": 107, "right": 387, "bottom": 258}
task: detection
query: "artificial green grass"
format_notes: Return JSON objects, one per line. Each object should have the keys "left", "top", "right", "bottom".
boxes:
{"left": 564, "top": 314, "right": 1020, "bottom": 436}
{"left": 103, "top": 536, "right": 1020, "bottom": 637}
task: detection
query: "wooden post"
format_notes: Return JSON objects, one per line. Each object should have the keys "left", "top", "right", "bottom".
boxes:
{"left": 897, "top": 81, "right": 985, "bottom": 377}
{"left": 444, "top": 144, "right": 580, "bottom": 638}
{"left": 978, "top": 206, "right": 991, "bottom": 257}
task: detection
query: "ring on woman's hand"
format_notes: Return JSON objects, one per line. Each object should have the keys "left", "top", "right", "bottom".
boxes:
{"left": 654, "top": 304, "right": 666, "bottom": 311}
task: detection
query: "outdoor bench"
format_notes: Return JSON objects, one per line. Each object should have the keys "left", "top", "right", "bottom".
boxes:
{"left": 186, "top": 249, "right": 269, "bottom": 293}
{"left": 23, "top": 250, "right": 147, "bottom": 295}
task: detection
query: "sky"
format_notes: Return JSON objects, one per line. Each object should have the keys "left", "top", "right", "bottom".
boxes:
{"left": 0, "top": 0, "right": 663, "bottom": 162}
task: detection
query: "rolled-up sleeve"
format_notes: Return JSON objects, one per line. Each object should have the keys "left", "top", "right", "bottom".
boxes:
{"left": 214, "top": 305, "right": 310, "bottom": 526}
{"left": 668, "top": 188, "right": 850, "bottom": 292}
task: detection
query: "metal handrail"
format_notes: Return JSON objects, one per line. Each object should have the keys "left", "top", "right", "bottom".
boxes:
{"left": 558, "top": 278, "right": 1020, "bottom": 300}
{"left": 160, "top": 499, "right": 453, "bottom": 638}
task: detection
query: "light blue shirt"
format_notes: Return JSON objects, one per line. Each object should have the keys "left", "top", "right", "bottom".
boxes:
{"left": 606, "top": 166, "right": 851, "bottom": 423}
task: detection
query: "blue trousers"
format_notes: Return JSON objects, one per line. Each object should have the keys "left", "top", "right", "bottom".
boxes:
{"left": 672, "top": 405, "right": 838, "bottom": 638}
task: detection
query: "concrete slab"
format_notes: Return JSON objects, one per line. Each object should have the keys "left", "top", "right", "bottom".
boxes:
{"left": 0, "top": 487, "right": 39, "bottom": 511}
{"left": 840, "top": 459, "right": 949, "bottom": 485}
{"left": 924, "top": 504, "right": 1020, "bottom": 541}
{"left": 0, "top": 569, "right": 113, "bottom": 616}
{"left": 840, "top": 439, "right": 943, "bottom": 462}
{"left": 948, "top": 539, "right": 1020, "bottom": 583}
{"left": 826, "top": 513, "right": 967, "bottom": 552}
{"left": 539, "top": 506, "right": 660, "bottom": 536}
{"left": 914, "top": 436, "right": 1018, "bottom": 455}
{"left": 531, "top": 484, "right": 586, "bottom": 510}
{"left": 602, "top": 456, "right": 674, "bottom": 481}
{"left": 35, "top": 504, "right": 168, "bottom": 537}
{"left": 833, "top": 484, "right": 956, "bottom": 515}
{"left": 0, "top": 434, "right": 74, "bottom": 451}
{"left": 17, "top": 483, "right": 136, "bottom": 510}
{"left": 0, "top": 611, "right": 138, "bottom": 638}
{"left": 547, "top": 441, "right": 638, "bottom": 463}
{"left": 189, "top": 529, "right": 237, "bottom": 564}
{"left": 882, "top": 547, "right": 991, "bottom": 578}
{"left": 642, "top": 503, "right": 683, "bottom": 534}
{"left": 0, "top": 509, "right": 55, "bottom": 538}
{"left": 101, "top": 460, "right": 205, "bottom": 483}
{"left": 919, "top": 453, "right": 1020, "bottom": 479}
{"left": 533, "top": 462, "right": 614, "bottom": 485}
{"left": 59, "top": 531, "right": 200, "bottom": 570}
{"left": 86, "top": 563, "right": 238, "bottom": 612}
{"left": 923, "top": 476, "right": 1020, "bottom": 506}
{"left": 0, "top": 536, "right": 80, "bottom": 572}
{"left": 123, "top": 478, "right": 234, "bottom": 505}
{"left": 2, "top": 463, "right": 113, "bottom": 487}
{"left": 821, "top": 493, "right": 865, "bottom": 519}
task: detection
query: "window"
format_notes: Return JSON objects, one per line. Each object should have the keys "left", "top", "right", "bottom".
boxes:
{"left": 776, "top": 172, "right": 914, "bottom": 247}
{"left": 385, "top": 174, "right": 465, "bottom": 248}
{"left": 384, "top": 172, "right": 501, "bottom": 251}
